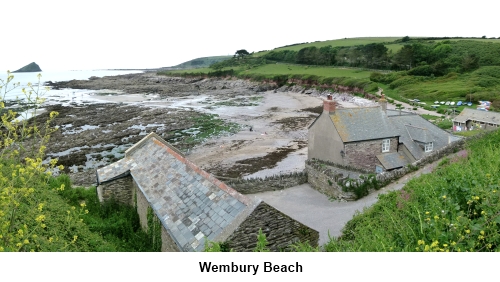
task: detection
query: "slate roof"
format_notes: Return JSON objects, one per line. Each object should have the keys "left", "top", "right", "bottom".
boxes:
{"left": 387, "top": 112, "right": 454, "bottom": 160}
{"left": 376, "top": 152, "right": 411, "bottom": 170}
{"left": 453, "top": 108, "right": 500, "bottom": 124}
{"left": 96, "top": 133, "right": 259, "bottom": 252}
{"left": 329, "top": 107, "right": 398, "bottom": 142}
{"left": 405, "top": 124, "right": 433, "bottom": 143}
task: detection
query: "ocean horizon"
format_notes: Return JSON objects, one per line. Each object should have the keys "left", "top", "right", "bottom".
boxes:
{"left": 0, "top": 69, "right": 144, "bottom": 101}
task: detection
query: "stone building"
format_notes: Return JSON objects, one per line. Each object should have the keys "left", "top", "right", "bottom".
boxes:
{"left": 308, "top": 95, "right": 457, "bottom": 173}
{"left": 96, "top": 133, "right": 318, "bottom": 252}
{"left": 452, "top": 108, "right": 500, "bottom": 131}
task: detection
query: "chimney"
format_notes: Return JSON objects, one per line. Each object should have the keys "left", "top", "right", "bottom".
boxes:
{"left": 379, "top": 93, "right": 388, "bottom": 113}
{"left": 323, "top": 94, "right": 337, "bottom": 113}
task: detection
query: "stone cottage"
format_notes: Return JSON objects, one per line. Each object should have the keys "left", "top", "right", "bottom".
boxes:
{"left": 96, "top": 133, "right": 318, "bottom": 252}
{"left": 308, "top": 95, "right": 457, "bottom": 173}
{"left": 452, "top": 107, "right": 500, "bottom": 131}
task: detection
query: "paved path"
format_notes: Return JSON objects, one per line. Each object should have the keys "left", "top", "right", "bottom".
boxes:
{"left": 249, "top": 159, "right": 439, "bottom": 246}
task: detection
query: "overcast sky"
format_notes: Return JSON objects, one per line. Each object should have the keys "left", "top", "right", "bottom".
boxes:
{"left": 2, "top": 0, "right": 498, "bottom": 71}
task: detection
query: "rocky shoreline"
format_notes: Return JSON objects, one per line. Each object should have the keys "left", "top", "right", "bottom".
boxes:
{"left": 36, "top": 72, "right": 375, "bottom": 187}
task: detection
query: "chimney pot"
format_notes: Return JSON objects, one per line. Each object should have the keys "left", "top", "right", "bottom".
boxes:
{"left": 323, "top": 99, "right": 337, "bottom": 113}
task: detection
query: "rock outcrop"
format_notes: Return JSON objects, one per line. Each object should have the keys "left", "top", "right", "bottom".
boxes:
{"left": 13, "top": 62, "right": 42, "bottom": 73}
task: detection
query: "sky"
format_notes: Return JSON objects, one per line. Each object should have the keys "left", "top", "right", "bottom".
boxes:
{"left": 2, "top": 0, "right": 498, "bottom": 71}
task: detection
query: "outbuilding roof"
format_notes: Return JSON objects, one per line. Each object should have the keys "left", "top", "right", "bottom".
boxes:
{"left": 453, "top": 108, "right": 500, "bottom": 124}
{"left": 96, "top": 133, "right": 258, "bottom": 252}
{"left": 376, "top": 152, "right": 411, "bottom": 170}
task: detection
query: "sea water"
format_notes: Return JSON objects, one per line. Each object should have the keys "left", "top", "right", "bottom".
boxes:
{"left": 0, "top": 69, "right": 144, "bottom": 101}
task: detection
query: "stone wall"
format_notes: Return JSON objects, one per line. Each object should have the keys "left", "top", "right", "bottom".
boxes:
{"left": 226, "top": 172, "right": 307, "bottom": 194}
{"left": 161, "top": 226, "right": 180, "bottom": 252}
{"left": 225, "top": 202, "right": 319, "bottom": 252}
{"left": 305, "top": 163, "right": 356, "bottom": 201}
{"left": 344, "top": 137, "right": 398, "bottom": 171}
{"left": 134, "top": 180, "right": 149, "bottom": 230}
{"left": 97, "top": 175, "right": 134, "bottom": 205}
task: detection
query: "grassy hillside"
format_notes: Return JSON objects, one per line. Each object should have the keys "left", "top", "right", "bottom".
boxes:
{"left": 255, "top": 37, "right": 401, "bottom": 56}
{"left": 324, "top": 130, "right": 500, "bottom": 252}
{"left": 161, "top": 56, "right": 232, "bottom": 70}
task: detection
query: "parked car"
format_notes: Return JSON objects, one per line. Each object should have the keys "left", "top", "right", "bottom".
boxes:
{"left": 467, "top": 102, "right": 473, "bottom": 106}
{"left": 434, "top": 101, "right": 440, "bottom": 104}
{"left": 445, "top": 101, "right": 451, "bottom": 105}
{"left": 440, "top": 101, "right": 445, "bottom": 104}
{"left": 457, "top": 101, "right": 463, "bottom": 106}
{"left": 450, "top": 102, "right": 455, "bottom": 105}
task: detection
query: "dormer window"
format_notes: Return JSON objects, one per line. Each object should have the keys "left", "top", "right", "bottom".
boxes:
{"left": 425, "top": 142, "right": 433, "bottom": 152}
{"left": 382, "top": 139, "right": 390, "bottom": 152}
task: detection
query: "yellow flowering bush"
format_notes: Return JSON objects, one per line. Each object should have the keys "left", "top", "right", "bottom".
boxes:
{"left": 0, "top": 72, "right": 113, "bottom": 251}
{"left": 325, "top": 129, "right": 500, "bottom": 252}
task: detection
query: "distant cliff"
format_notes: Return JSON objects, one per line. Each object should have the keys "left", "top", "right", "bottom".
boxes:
{"left": 13, "top": 62, "right": 42, "bottom": 72}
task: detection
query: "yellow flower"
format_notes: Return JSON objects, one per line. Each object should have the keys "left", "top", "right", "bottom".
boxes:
{"left": 425, "top": 211, "right": 429, "bottom": 215}
{"left": 465, "top": 230, "right": 470, "bottom": 234}
{"left": 35, "top": 214, "right": 45, "bottom": 222}
{"left": 434, "top": 215, "right": 439, "bottom": 220}
{"left": 480, "top": 230, "right": 485, "bottom": 235}
{"left": 23, "top": 239, "right": 29, "bottom": 244}
{"left": 418, "top": 240, "right": 425, "bottom": 245}
{"left": 49, "top": 237, "right": 53, "bottom": 243}
{"left": 442, "top": 195, "right": 446, "bottom": 199}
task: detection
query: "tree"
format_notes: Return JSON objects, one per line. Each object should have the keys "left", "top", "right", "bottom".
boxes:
{"left": 234, "top": 49, "right": 250, "bottom": 59}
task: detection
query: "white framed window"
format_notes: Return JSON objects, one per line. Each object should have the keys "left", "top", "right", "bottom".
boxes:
{"left": 382, "top": 139, "right": 390, "bottom": 152}
{"left": 425, "top": 142, "right": 433, "bottom": 152}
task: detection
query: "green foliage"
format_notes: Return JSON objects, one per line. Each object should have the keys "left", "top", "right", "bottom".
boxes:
{"left": 254, "top": 228, "right": 270, "bottom": 252}
{"left": 166, "top": 113, "right": 241, "bottom": 151}
{"left": 54, "top": 182, "right": 159, "bottom": 251}
{"left": 342, "top": 174, "right": 383, "bottom": 200}
{"left": 325, "top": 130, "right": 500, "bottom": 252}
{"left": 162, "top": 56, "right": 232, "bottom": 69}
{"left": 147, "top": 206, "right": 162, "bottom": 252}
{"left": 435, "top": 118, "right": 453, "bottom": 130}
{"left": 1, "top": 72, "right": 155, "bottom": 252}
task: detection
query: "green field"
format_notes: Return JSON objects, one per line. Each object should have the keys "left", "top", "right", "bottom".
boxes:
{"left": 162, "top": 63, "right": 375, "bottom": 79}
{"left": 241, "top": 64, "right": 374, "bottom": 78}
{"left": 255, "top": 37, "right": 400, "bottom": 56}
